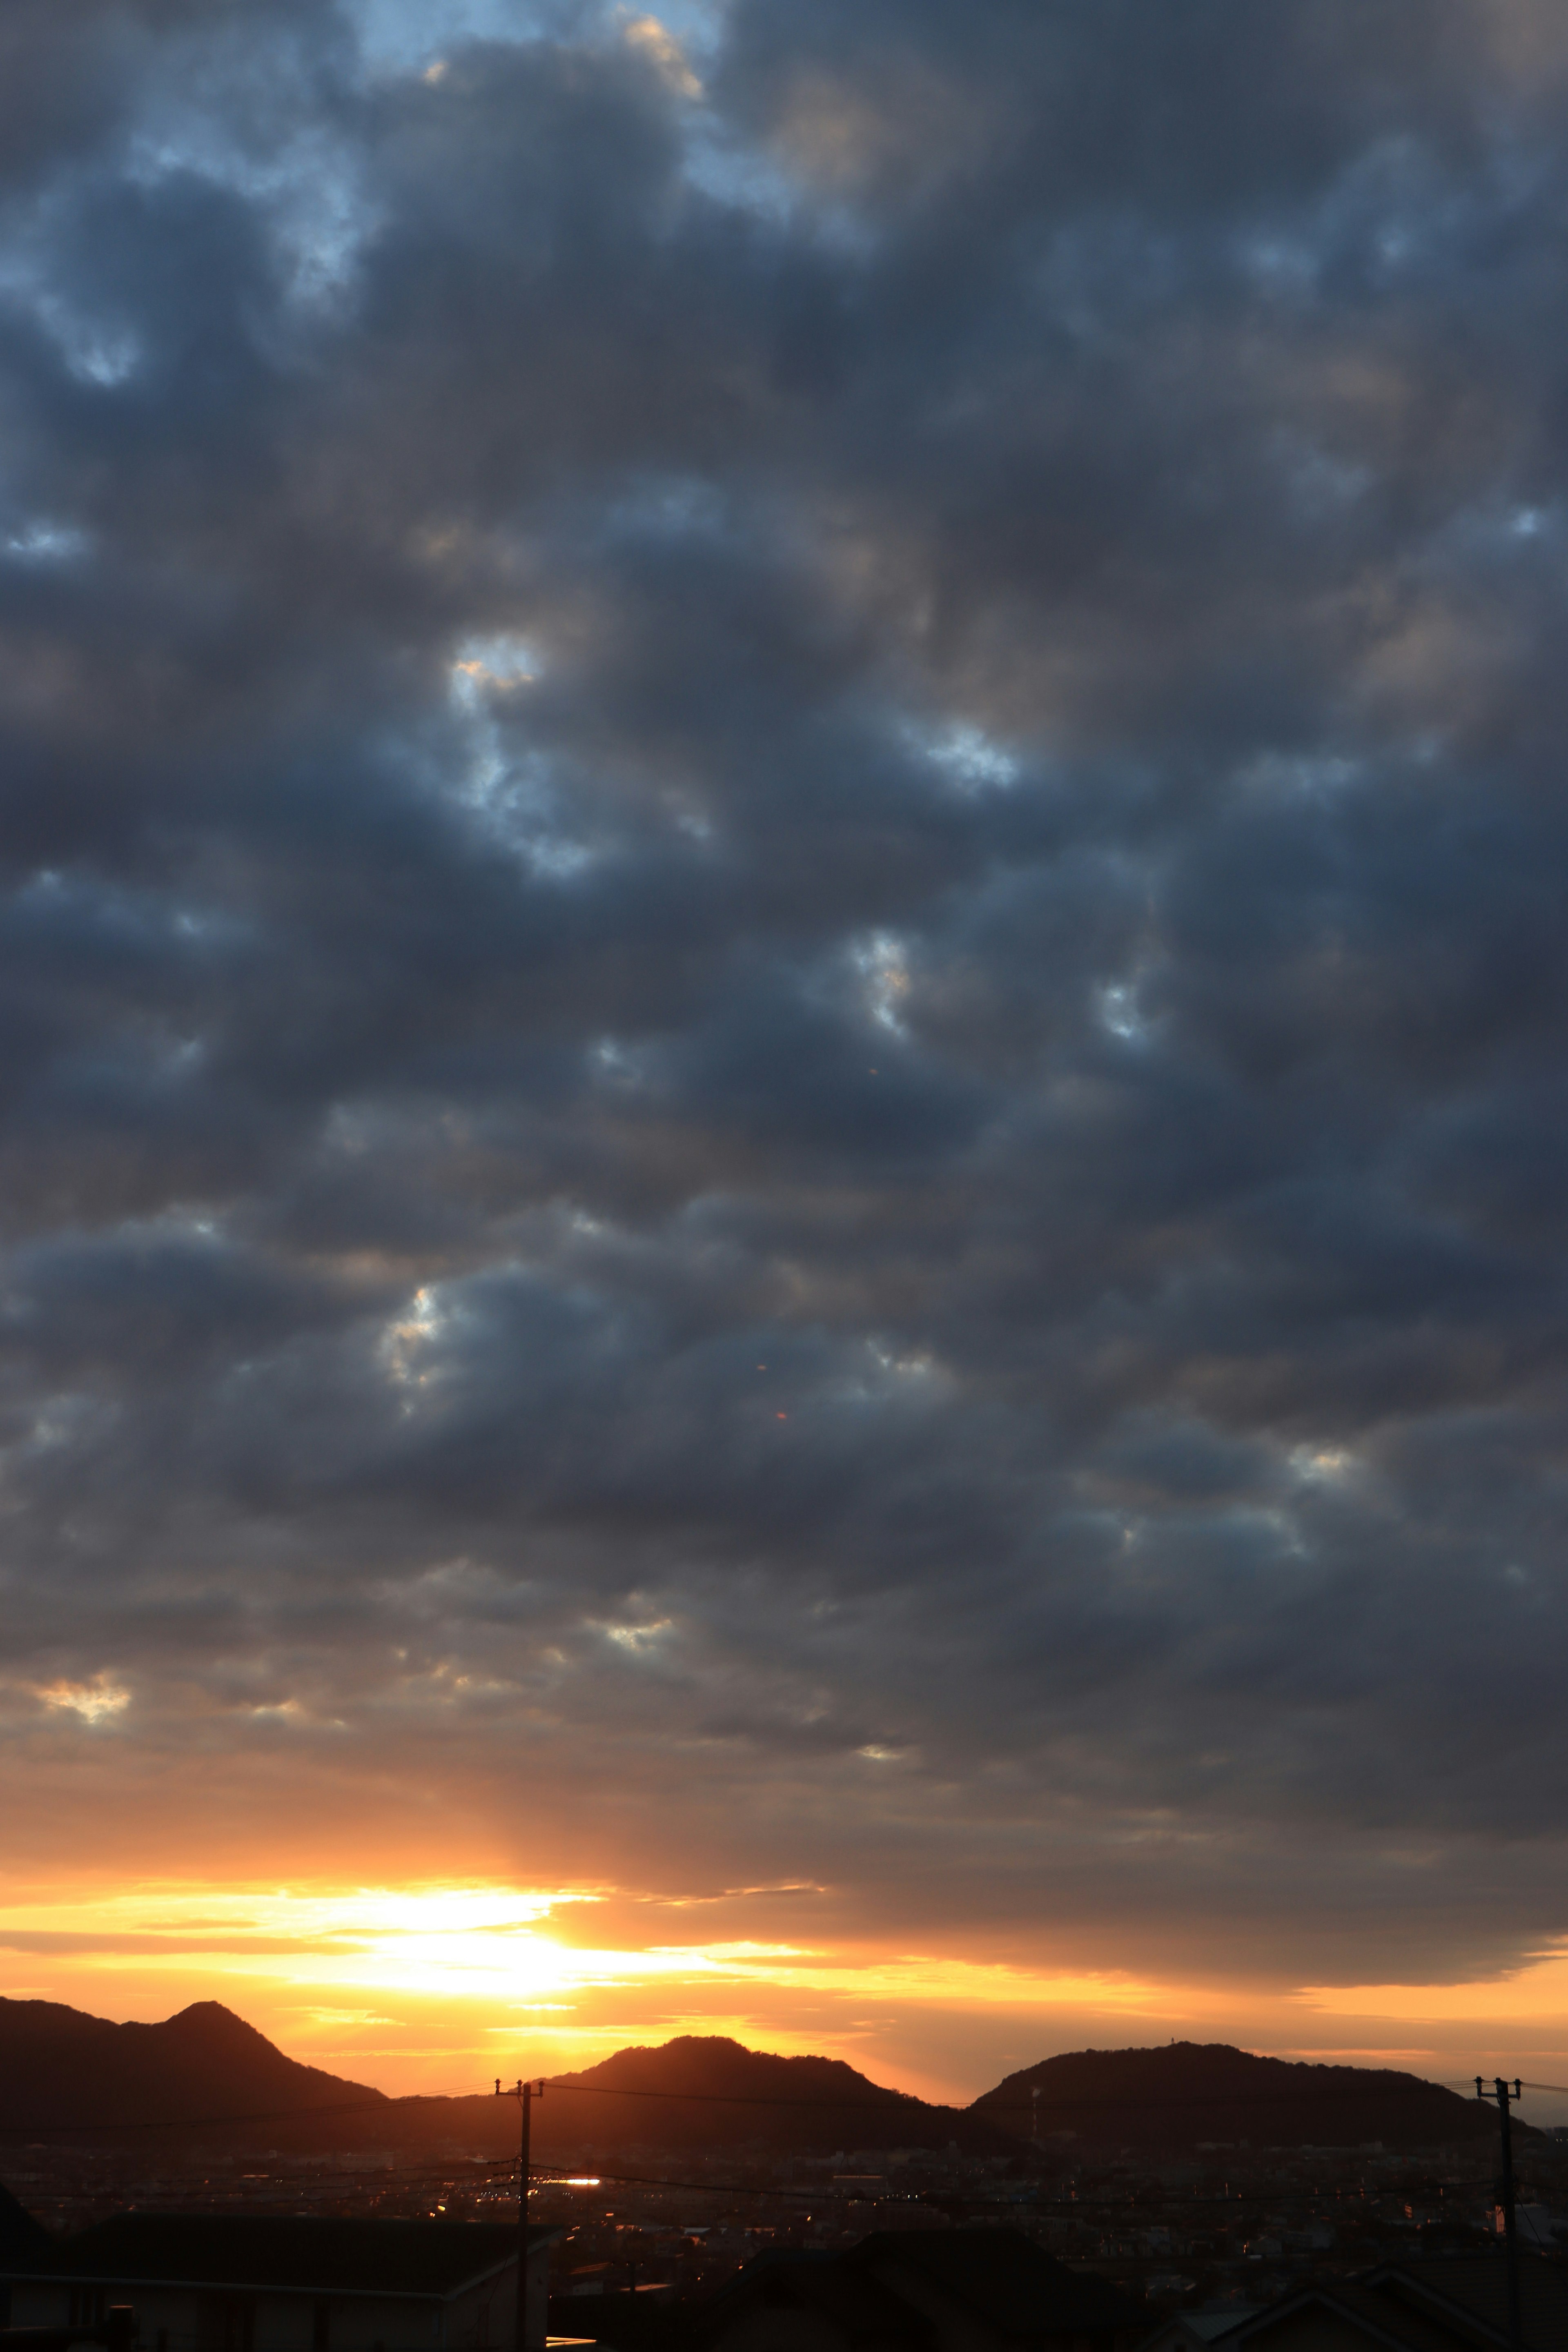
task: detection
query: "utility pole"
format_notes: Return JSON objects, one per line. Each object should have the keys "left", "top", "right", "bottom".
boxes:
{"left": 1477, "top": 2076, "right": 1524, "bottom": 2352}
{"left": 497, "top": 2078, "right": 544, "bottom": 2352}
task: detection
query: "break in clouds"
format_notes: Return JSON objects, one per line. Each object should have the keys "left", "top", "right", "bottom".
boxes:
{"left": 2, "top": 0, "right": 1567, "bottom": 1987}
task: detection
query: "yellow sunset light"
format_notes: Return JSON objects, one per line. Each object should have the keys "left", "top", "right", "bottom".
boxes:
{"left": 7, "top": 1877, "right": 1561, "bottom": 2109}
{"left": 0, "top": 1879, "right": 1200, "bottom": 2020}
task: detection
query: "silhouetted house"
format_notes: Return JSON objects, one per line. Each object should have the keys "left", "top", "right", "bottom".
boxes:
{"left": 1, "top": 2180, "right": 58, "bottom": 2326}
{"left": 697, "top": 2227, "right": 1147, "bottom": 2352}
{"left": 2, "top": 2211, "right": 560, "bottom": 2352}
{"left": 1139, "top": 2257, "right": 1568, "bottom": 2352}
{"left": 1134, "top": 2308, "right": 1259, "bottom": 2352}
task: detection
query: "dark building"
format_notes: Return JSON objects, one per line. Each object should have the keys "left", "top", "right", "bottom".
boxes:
{"left": 1, "top": 2180, "right": 58, "bottom": 2327}
{"left": 1137, "top": 2256, "right": 1568, "bottom": 2352}
{"left": 1, "top": 2206, "right": 559, "bottom": 2352}
{"left": 693, "top": 2227, "right": 1147, "bottom": 2352}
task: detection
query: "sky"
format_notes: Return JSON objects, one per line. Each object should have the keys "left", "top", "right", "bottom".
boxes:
{"left": 2, "top": 0, "right": 1568, "bottom": 2122}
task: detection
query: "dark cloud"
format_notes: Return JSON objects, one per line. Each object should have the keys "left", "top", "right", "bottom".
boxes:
{"left": 0, "top": 0, "right": 1566, "bottom": 2003}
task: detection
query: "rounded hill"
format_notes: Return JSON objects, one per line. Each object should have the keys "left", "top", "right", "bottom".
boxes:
{"left": 971, "top": 2041, "right": 1509, "bottom": 2152}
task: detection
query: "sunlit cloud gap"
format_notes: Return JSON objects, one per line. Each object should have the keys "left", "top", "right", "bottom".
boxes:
{"left": 0, "top": 1882, "right": 1175, "bottom": 2008}
{"left": 8, "top": 0, "right": 1568, "bottom": 2120}
{"left": 8, "top": 1885, "right": 1568, "bottom": 2087}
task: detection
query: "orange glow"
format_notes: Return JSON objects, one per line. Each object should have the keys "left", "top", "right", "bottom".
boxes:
{"left": 1298, "top": 1947, "right": 1568, "bottom": 2024}
{"left": 4, "top": 1876, "right": 1568, "bottom": 2118}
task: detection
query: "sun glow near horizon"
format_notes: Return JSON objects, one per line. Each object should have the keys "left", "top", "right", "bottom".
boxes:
{"left": 4, "top": 1878, "right": 1568, "bottom": 2116}
{"left": 0, "top": 1876, "right": 1214, "bottom": 2098}
{"left": 0, "top": 1875, "right": 1176, "bottom": 2010}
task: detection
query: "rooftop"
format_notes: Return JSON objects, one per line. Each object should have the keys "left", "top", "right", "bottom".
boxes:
{"left": 9, "top": 2213, "right": 557, "bottom": 2300}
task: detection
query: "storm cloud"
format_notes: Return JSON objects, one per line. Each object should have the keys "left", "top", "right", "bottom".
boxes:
{"left": 2, "top": 0, "right": 1568, "bottom": 2005}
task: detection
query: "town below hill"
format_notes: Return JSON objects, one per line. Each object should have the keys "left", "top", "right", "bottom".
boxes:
{"left": 2, "top": 2000, "right": 1564, "bottom": 2319}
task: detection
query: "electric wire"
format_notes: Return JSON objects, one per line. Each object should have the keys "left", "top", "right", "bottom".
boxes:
{"left": 526, "top": 2167, "right": 1500, "bottom": 2210}
{"left": 532, "top": 2078, "right": 1513, "bottom": 2117}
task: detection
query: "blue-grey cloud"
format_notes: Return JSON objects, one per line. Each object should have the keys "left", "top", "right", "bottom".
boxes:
{"left": 0, "top": 0, "right": 1566, "bottom": 1991}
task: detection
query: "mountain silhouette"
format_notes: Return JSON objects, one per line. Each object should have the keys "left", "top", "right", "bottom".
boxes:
{"left": 971, "top": 2041, "right": 1514, "bottom": 2152}
{"left": 525, "top": 2033, "right": 1022, "bottom": 2158}
{"left": 0, "top": 2005, "right": 1017, "bottom": 2160}
{"left": 0, "top": 1998, "right": 386, "bottom": 2136}
{"left": 0, "top": 2004, "right": 1511, "bottom": 2163}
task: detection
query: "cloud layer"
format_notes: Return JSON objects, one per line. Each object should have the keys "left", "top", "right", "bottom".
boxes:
{"left": 3, "top": 0, "right": 1568, "bottom": 2019}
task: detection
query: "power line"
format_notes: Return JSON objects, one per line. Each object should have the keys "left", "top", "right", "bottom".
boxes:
{"left": 123, "top": 2163, "right": 517, "bottom": 2194}
{"left": 0, "top": 2089, "right": 490, "bottom": 2140}
{"left": 539, "top": 2080, "right": 954, "bottom": 2112}
{"left": 1436, "top": 2078, "right": 1568, "bottom": 2098}
{"left": 533, "top": 2077, "right": 1495, "bottom": 2117}
{"left": 79, "top": 2154, "right": 1503, "bottom": 2205}
{"left": 526, "top": 2167, "right": 1499, "bottom": 2212}
{"left": 91, "top": 2164, "right": 1501, "bottom": 2213}
{"left": 30, "top": 2150, "right": 1503, "bottom": 2218}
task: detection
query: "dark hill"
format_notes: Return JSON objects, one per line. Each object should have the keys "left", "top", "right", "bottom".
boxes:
{"left": 523, "top": 2034, "right": 1023, "bottom": 2159}
{"left": 8, "top": 2006, "right": 1499, "bottom": 2166}
{"left": 373, "top": 2035, "right": 1027, "bottom": 2161}
{"left": 0, "top": 2004, "right": 1020, "bottom": 2163}
{"left": 971, "top": 2041, "right": 1513, "bottom": 2152}
{"left": 0, "top": 1998, "right": 386, "bottom": 2137}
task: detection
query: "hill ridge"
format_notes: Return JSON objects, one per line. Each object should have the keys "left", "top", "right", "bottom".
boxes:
{"left": 0, "top": 2003, "right": 1510, "bottom": 2159}
{"left": 0, "top": 1995, "right": 385, "bottom": 2136}
{"left": 971, "top": 2039, "right": 1508, "bottom": 2151}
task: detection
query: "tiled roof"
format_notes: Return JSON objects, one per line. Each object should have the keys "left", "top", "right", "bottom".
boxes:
{"left": 1219, "top": 2281, "right": 1442, "bottom": 2352}
{"left": 1371, "top": 2255, "right": 1568, "bottom": 2352}
{"left": 706, "top": 2230, "right": 1144, "bottom": 2349}
{"left": 16, "top": 2214, "right": 555, "bottom": 2298}
{"left": 699, "top": 2247, "right": 936, "bottom": 2350}
{"left": 852, "top": 2227, "right": 1149, "bottom": 2338}
{"left": 1217, "top": 2258, "right": 1568, "bottom": 2352}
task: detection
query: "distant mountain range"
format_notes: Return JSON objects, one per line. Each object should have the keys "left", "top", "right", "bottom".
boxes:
{"left": 973, "top": 2042, "right": 1508, "bottom": 2152}
{"left": 0, "top": 2006, "right": 1011, "bottom": 2160}
{"left": 0, "top": 2000, "right": 1513, "bottom": 2162}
